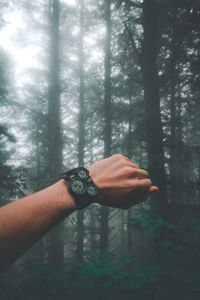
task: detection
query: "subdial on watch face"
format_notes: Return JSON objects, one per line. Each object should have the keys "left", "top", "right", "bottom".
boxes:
{"left": 77, "top": 167, "right": 89, "bottom": 180}
{"left": 87, "top": 183, "right": 99, "bottom": 197}
{"left": 70, "top": 177, "right": 86, "bottom": 195}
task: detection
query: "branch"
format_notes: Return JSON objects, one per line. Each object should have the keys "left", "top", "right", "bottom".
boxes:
{"left": 126, "top": 0, "right": 142, "bottom": 9}
{"left": 88, "top": 80, "right": 103, "bottom": 102}
{"left": 123, "top": 21, "right": 141, "bottom": 62}
{"left": 6, "top": 99, "right": 45, "bottom": 117}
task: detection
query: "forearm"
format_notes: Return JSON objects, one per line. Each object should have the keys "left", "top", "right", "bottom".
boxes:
{"left": 0, "top": 154, "right": 157, "bottom": 271}
{"left": 0, "top": 179, "right": 76, "bottom": 270}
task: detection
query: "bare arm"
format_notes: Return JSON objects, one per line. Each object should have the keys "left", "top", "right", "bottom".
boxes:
{"left": 0, "top": 154, "right": 158, "bottom": 270}
{"left": 0, "top": 179, "right": 76, "bottom": 270}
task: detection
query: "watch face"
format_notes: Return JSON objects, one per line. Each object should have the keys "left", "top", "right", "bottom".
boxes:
{"left": 70, "top": 177, "right": 87, "bottom": 195}
{"left": 87, "top": 183, "right": 99, "bottom": 197}
{"left": 76, "top": 167, "right": 89, "bottom": 180}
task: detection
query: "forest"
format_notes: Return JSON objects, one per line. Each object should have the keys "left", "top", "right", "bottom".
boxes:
{"left": 0, "top": 0, "right": 200, "bottom": 299}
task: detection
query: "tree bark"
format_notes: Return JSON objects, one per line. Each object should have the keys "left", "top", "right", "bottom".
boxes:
{"left": 127, "top": 97, "right": 133, "bottom": 252}
{"left": 169, "top": 13, "right": 183, "bottom": 204}
{"left": 100, "top": 0, "right": 112, "bottom": 251}
{"left": 47, "top": 0, "right": 64, "bottom": 270}
{"left": 141, "top": 0, "right": 168, "bottom": 214}
{"left": 127, "top": 209, "right": 133, "bottom": 253}
{"left": 76, "top": 0, "right": 85, "bottom": 262}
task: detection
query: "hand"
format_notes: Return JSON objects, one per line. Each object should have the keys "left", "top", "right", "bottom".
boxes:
{"left": 88, "top": 154, "right": 158, "bottom": 209}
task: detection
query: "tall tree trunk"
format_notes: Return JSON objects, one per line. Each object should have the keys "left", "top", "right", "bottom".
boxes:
{"left": 199, "top": 148, "right": 200, "bottom": 202}
{"left": 76, "top": 0, "right": 85, "bottom": 262}
{"left": 120, "top": 210, "right": 126, "bottom": 254}
{"left": 141, "top": 0, "right": 168, "bottom": 214}
{"left": 127, "top": 209, "right": 133, "bottom": 253}
{"left": 127, "top": 97, "right": 133, "bottom": 252}
{"left": 48, "top": 0, "right": 64, "bottom": 270}
{"left": 100, "top": 0, "right": 112, "bottom": 251}
{"left": 169, "top": 13, "right": 183, "bottom": 204}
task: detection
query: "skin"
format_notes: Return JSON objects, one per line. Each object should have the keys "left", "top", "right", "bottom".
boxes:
{"left": 0, "top": 154, "right": 158, "bottom": 271}
{"left": 89, "top": 154, "right": 158, "bottom": 209}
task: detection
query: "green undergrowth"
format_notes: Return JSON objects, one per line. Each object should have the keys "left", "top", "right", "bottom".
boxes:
{"left": 1, "top": 218, "right": 200, "bottom": 300}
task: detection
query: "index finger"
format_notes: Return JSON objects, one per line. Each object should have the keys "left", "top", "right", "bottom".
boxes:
{"left": 136, "top": 178, "right": 152, "bottom": 192}
{"left": 127, "top": 162, "right": 139, "bottom": 169}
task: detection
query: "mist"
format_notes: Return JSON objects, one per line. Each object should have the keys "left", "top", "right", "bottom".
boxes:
{"left": 0, "top": 0, "right": 200, "bottom": 299}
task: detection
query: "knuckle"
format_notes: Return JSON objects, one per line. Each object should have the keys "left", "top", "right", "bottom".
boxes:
{"left": 126, "top": 179, "right": 135, "bottom": 188}
{"left": 126, "top": 167, "right": 135, "bottom": 176}
{"left": 137, "top": 169, "right": 148, "bottom": 177}
{"left": 146, "top": 179, "right": 152, "bottom": 186}
{"left": 113, "top": 154, "right": 123, "bottom": 160}
{"left": 133, "top": 163, "right": 139, "bottom": 169}
{"left": 143, "top": 170, "right": 149, "bottom": 177}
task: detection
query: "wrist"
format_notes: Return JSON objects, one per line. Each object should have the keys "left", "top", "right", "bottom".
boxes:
{"left": 57, "top": 179, "right": 78, "bottom": 214}
{"left": 61, "top": 167, "right": 99, "bottom": 210}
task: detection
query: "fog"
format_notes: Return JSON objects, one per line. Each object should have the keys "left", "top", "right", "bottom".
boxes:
{"left": 0, "top": 0, "right": 200, "bottom": 299}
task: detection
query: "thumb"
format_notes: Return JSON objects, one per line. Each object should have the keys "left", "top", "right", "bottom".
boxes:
{"left": 149, "top": 185, "right": 159, "bottom": 192}
{"left": 142, "top": 185, "right": 159, "bottom": 202}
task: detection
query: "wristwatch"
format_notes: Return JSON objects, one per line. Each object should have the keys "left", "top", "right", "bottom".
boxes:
{"left": 60, "top": 167, "right": 99, "bottom": 210}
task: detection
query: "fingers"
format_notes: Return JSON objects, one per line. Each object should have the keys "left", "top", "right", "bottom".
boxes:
{"left": 136, "top": 178, "right": 152, "bottom": 191}
{"left": 136, "top": 180, "right": 159, "bottom": 195}
{"left": 122, "top": 180, "right": 152, "bottom": 209}
{"left": 127, "top": 162, "right": 139, "bottom": 169}
{"left": 123, "top": 155, "right": 132, "bottom": 162}
{"left": 113, "top": 154, "right": 131, "bottom": 162}
{"left": 126, "top": 165, "right": 148, "bottom": 179}
{"left": 113, "top": 154, "right": 139, "bottom": 168}
{"left": 113, "top": 154, "right": 159, "bottom": 195}
{"left": 134, "top": 183, "right": 159, "bottom": 204}
{"left": 142, "top": 186, "right": 159, "bottom": 203}
{"left": 122, "top": 179, "right": 159, "bottom": 210}
{"left": 134, "top": 169, "right": 148, "bottom": 179}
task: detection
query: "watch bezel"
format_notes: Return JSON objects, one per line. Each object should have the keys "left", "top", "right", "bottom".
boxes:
{"left": 76, "top": 167, "right": 89, "bottom": 180}
{"left": 87, "top": 183, "right": 99, "bottom": 197}
{"left": 69, "top": 176, "right": 87, "bottom": 196}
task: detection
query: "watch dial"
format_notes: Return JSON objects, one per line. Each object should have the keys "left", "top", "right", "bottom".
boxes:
{"left": 77, "top": 167, "right": 89, "bottom": 180}
{"left": 70, "top": 177, "right": 86, "bottom": 195}
{"left": 87, "top": 184, "right": 99, "bottom": 197}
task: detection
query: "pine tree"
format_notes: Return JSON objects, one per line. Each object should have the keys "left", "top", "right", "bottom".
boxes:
{"left": 0, "top": 50, "right": 19, "bottom": 206}
{"left": 47, "top": 0, "right": 64, "bottom": 270}
{"left": 141, "top": 0, "right": 168, "bottom": 214}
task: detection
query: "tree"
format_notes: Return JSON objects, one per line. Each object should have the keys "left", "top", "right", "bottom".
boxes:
{"left": 47, "top": 0, "right": 64, "bottom": 270}
{"left": 141, "top": 0, "right": 168, "bottom": 214}
{"left": 0, "top": 50, "right": 21, "bottom": 206}
{"left": 76, "top": 0, "right": 85, "bottom": 262}
{"left": 100, "top": 0, "right": 112, "bottom": 251}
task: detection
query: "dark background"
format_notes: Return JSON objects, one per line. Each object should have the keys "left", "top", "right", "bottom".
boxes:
{"left": 0, "top": 0, "right": 200, "bottom": 299}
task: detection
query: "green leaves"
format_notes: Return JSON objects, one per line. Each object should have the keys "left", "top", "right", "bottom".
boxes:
{"left": 3, "top": 237, "right": 200, "bottom": 300}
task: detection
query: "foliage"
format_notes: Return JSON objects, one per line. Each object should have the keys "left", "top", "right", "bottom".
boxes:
{"left": 0, "top": 0, "right": 200, "bottom": 299}
{"left": 0, "top": 50, "right": 25, "bottom": 205}
{"left": 1, "top": 217, "right": 200, "bottom": 300}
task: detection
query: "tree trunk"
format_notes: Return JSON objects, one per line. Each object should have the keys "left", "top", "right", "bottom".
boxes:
{"left": 100, "top": 0, "right": 112, "bottom": 251}
{"left": 47, "top": 0, "right": 64, "bottom": 270}
{"left": 169, "top": 13, "right": 183, "bottom": 204}
{"left": 76, "top": 0, "right": 85, "bottom": 262}
{"left": 141, "top": 0, "right": 168, "bottom": 214}
{"left": 127, "top": 97, "right": 133, "bottom": 252}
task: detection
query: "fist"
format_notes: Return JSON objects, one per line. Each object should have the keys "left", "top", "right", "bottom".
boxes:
{"left": 88, "top": 154, "right": 158, "bottom": 209}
